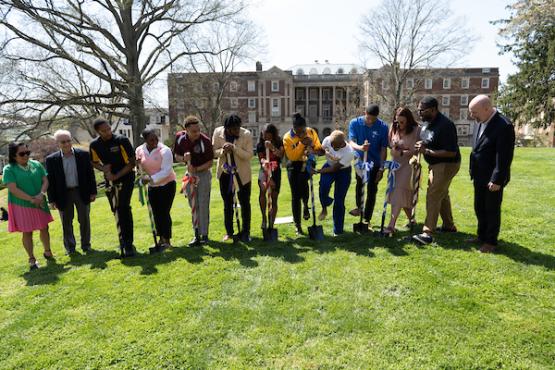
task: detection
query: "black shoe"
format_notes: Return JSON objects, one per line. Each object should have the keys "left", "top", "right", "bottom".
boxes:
{"left": 65, "top": 247, "right": 77, "bottom": 256}
{"left": 303, "top": 206, "right": 310, "bottom": 220}
{"left": 200, "top": 235, "right": 209, "bottom": 245}
{"left": 188, "top": 237, "right": 202, "bottom": 247}
{"left": 122, "top": 245, "right": 136, "bottom": 257}
{"left": 82, "top": 245, "right": 92, "bottom": 253}
{"left": 241, "top": 233, "right": 252, "bottom": 243}
{"left": 295, "top": 225, "right": 304, "bottom": 235}
{"left": 412, "top": 233, "right": 433, "bottom": 245}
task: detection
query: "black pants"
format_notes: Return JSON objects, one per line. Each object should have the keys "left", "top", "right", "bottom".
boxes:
{"left": 355, "top": 166, "right": 379, "bottom": 222}
{"left": 219, "top": 173, "right": 251, "bottom": 236}
{"left": 287, "top": 162, "right": 310, "bottom": 225}
{"left": 474, "top": 182, "right": 504, "bottom": 245}
{"left": 148, "top": 181, "right": 176, "bottom": 240}
{"left": 111, "top": 175, "right": 135, "bottom": 248}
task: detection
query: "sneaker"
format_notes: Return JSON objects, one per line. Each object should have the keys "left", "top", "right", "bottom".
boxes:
{"left": 303, "top": 205, "right": 310, "bottom": 220}
{"left": 412, "top": 233, "right": 433, "bottom": 245}
{"left": 200, "top": 235, "right": 209, "bottom": 245}
{"left": 295, "top": 224, "right": 304, "bottom": 235}
{"left": 188, "top": 237, "right": 202, "bottom": 247}
{"left": 349, "top": 208, "right": 361, "bottom": 217}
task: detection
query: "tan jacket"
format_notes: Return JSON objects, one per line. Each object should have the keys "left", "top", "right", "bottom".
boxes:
{"left": 212, "top": 126, "right": 253, "bottom": 184}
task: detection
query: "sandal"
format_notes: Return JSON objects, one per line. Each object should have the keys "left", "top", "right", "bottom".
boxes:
{"left": 383, "top": 227, "right": 395, "bottom": 237}
{"left": 43, "top": 250, "right": 54, "bottom": 260}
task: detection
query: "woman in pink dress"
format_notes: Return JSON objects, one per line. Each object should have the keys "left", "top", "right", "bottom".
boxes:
{"left": 2, "top": 142, "right": 54, "bottom": 270}
{"left": 384, "top": 107, "right": 421, "bottom": 236}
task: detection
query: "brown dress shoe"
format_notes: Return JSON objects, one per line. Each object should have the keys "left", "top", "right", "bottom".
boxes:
{"left": 479, "top": 243, "right": 496, "bottom": 253}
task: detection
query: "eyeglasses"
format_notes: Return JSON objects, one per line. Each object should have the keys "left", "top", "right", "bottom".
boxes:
{"left": 17, "top": 151, "right": 31, "bottom": 157}
{"left": 59, "top": 140, "right": 72, "bottom": 144}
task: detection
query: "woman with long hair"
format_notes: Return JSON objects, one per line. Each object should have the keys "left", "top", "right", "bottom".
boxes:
{"left": 256, "top": 124, "right": 284, "bottom": 230}
{"left": 383, "top": 107, "right": 421, "bottom": 236}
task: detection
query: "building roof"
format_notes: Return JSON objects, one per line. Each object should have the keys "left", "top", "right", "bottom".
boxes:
{"left": 288, "top": 63, "right": 364, "bottom": 76}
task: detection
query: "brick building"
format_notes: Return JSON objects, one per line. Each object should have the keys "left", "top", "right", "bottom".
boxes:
{"left": 168, "top": 62, "right": 499, "bottom": 146}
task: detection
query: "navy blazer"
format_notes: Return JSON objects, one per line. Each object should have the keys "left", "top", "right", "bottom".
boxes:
{"left": 469, "top": 111, "right": 515, "bottom": 187}
{"left": 46, "top": 148, "right": 97, "bottom": 209}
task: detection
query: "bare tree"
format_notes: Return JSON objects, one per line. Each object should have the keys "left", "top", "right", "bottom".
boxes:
{"left": 358, "top": 0, "right": 473, "bottom": 116}
{"left": 176, "top": 19, "right": 263, "bottom": 134}
{"left": 0, "top": 0, "right": 248, "bottom": 145}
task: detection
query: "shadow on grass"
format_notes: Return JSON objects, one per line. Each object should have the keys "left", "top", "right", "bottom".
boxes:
{"left": 119, "top": 237, "right": 309, "bottom": 275}
{"left": 21, "top": 259, "right": 71, "bottom": 286}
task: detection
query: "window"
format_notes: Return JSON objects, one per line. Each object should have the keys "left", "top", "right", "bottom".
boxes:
{"left": 230, "top": 98, "right": 238, "bottom": 108}
{"left": 160, "top": 116, "right": 166, "bottom": 124}
{"left": 442, "top": 96, "right": 450, "bottom": 106}
{"left": 248, "top": 111, "right": 256, "bottom": 123}
{"left": 381, "top": 80, "right": 388, "bottom": 90}
{"left": 481, "top": 78, "right": 490, "bottom": 89}
{"left": 247, "top": 80, "right": 256, "bottom": 92}
{"left": 271, "top": 80, "right": 279, "bottom": 92}
{"left": 425, "top": 78, "right": 433, "bottom": 89}
{"left": 336, "top": 89, "right": 344, "bottom": 99}
{"left": 323, "top": 67, "right": 331, "bottom": 74}
{"left": 309, "top": 88, "right": 318, "bottom": 100}
{"left": 323, "top": 88, "right": 331, "bottom": 101}
{"left": 406, "top": 78, "right": 414, "bottom": 89}
{"left": 295, "top": 105, "right": 305, "bottom": 115}
{"left": 459, "top": 108, "right": 468, "bottom": 120}
{"left": 323, "top": 104, "right": 331, "bottom": 118}
{"left": 296, "top": 88, "right": 304, "bottom": 100}
{"left": 482, "top": 68, "right": 490, "bottom": 73}
{"left": 271, "top": 98, "right": 280, "bottom": 117}
{"left": 336, "top": 68, "right": 344, "bottom": 74}
{"left": 248, "top": 98, "right": 256, "bottom": 109}
{"left": 461, "top": 77, "right": 469, "bottom": 89}
{"left": 443, "top": 78, "right": 451, "bottom": 89}
{"left": 441, "top": 108, "right": 450, "bottom": 118}
{"left": 456, "top": 124, "right": 469, "bottom": 136}
{"left": 460, "top": 95, "right": 468, "bottom": 106}
{"left": 296, "top": 68, "right": 305, "bottom": 75}
{"left": 230, "top": 81, "right": 238, "bottom": 92}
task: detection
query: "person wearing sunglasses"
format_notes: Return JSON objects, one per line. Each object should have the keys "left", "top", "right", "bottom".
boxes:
{"left": 45, "top": 130, "right": 97, "bottom": 255}
{"left": 2, "top": 142, "right": 54, "bottom": 270}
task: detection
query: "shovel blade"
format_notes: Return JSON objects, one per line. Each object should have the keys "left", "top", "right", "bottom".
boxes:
{"left": 263, "top": 227, "right": 278, "bottom": 242}
{"left": 308, "top": 225, "right": 324, "bottom": 240}
{"left": 353, "top": 222, "right": 369, "bottom": 234}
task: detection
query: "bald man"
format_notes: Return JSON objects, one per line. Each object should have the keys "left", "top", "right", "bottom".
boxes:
{"left": 468, "top": 95, "right": 515, "bottom": 253}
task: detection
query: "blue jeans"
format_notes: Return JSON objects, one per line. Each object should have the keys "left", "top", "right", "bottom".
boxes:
{"left": 319, "top": 164, "right": 351, "bottom": 234}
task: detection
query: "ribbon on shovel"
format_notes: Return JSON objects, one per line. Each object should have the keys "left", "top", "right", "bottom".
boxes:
{"left": 355, "top": 159, "right": 374, "bottom": 184}
{"left": 262, "top": 160, "right": 278, "bottom": 189}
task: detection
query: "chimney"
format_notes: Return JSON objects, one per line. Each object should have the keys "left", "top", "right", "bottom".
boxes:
{"left": 325, "top": 60, "right": 329, "bottom": 63}
{"left": 314, "top": 60, "right": 319, "bottom": 64}
{"left": 256, "top": 61, "right": 262, "bottom": 71}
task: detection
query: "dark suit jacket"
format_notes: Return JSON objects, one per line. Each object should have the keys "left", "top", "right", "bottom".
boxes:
{"left": 46, "top": 148, "right": 97, "bottom": 209}
{"left": 470, "top": 111, "right": 515, "bottom": 187}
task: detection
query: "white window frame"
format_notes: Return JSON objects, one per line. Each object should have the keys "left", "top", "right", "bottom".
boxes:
{"left": 406, "top": 78, "right": 414, "bottom": 89}
{"left": 271, "top": 98, "right": 280, "bottom": 117}
{"left": 481, "top": 78, "right": 490, "bottom": 89}
{"left": 461, "top": 77, "right": 469, "bottom": 89}
{"left": 230, "top": 81, "right": 238, "bottom": 92}
{"left": 247, "top": 80, "right": 256, "bottom": 92}
{"left": 459, "top": 108, "right": 468, "bottom": 121}
{"left": 443, "top": 78, "right": 451, "bottom": 89}
{"left": 271, "top": 80, "right": 279, "bottom": 92}
{"left": 248, "top": 111, "right": 257, "bottom": 123}
{"left": 248, "top": 98, "right": 256, "bottom": 109}
{"left": 425, "top": 78, "right": 433, "bottom": 90}
{"left": 442, "top": 96, "right": 450, "bottom": 106}
{"left": 460, "top": 95, "right": 469, "bottom": 106}
{"left": 230, "top": 98, "right": 238, "bottom": 108}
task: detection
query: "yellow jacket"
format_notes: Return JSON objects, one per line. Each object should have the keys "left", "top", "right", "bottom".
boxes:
{"left": 283, "top": 127, "right": 322, "bottom": 161}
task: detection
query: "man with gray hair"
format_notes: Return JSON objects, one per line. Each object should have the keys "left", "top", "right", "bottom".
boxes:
{"left": 46, "top": 129, "right": 97, "bottom": 254}
{"left": 468, "top": 95, "right": 515, "bottom": 253}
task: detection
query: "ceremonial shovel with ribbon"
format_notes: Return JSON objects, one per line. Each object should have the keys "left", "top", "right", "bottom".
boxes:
{"left": 377, "top": 160, "right": 400, "bottom": 236}
{"left": 262, "top": 147, "right": 279, "bottom": 241}
{"left": 224, "top": 152, "right": 248, "bottom": 243}
{"left": 353, "top": 140, "right": 373, "bottom": 233}
{"left": 306, "top": 151, "right": 324, "bottom": 241}
{"left": 182, "top": 160, "right": 200, "bottom": 243}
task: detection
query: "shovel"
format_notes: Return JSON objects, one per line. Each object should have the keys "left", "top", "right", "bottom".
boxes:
{"left": 225, "top": 153, "right": 249, "bottom": 243}
{"left": 137, "top": 175, "right": 163, "bottom": 254}
{"left": 307, "top": 155, "right": 324, "bottom": 240}
{"left": 263, "top": 147, "right": 278, "bottom": 242}
{"left": 353, "top": 140, "right": 371, "bottom": 233}
{"left": 376, "top": 160, "right": 400, "bottom": 237}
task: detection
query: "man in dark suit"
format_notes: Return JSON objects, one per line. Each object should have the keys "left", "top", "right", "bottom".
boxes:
{"left": 46, "top": 130, "right": 97, "bottom": 254}
{"left": 469, "top": 95, "right": 515, "bottom": 253}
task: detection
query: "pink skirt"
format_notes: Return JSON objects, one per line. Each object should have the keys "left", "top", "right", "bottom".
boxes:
{"left": 8, "top": 203, "right": 54, "bottom": 233}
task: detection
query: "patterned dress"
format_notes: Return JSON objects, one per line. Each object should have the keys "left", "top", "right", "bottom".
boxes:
{"left": 2, "top": 160, "right": 53, "bottom": 232}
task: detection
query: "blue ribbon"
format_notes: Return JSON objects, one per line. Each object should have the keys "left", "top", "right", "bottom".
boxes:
{"left": 355, "top": 160, "right": 374, "bottom": 184}
{"left": 223, "top": 162, "right": 237, "bottom": 193}
{"left": 305, "top": 153, "right": 316, "bottom": 174}
{"left": 383, "top": 160, "right": 400, "bottom": 195}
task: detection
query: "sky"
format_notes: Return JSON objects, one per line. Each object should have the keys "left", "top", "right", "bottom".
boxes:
{"left": 242, "top": 0, "right": 517, "bottom": 81}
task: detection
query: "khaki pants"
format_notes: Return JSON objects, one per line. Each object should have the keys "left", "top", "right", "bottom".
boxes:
{"left": 423, "top": 162, "right": 461, "bottom": 233}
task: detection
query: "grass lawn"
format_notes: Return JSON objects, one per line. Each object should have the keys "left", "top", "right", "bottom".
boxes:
{"left": 0, "top": 147, "right": 554, "bottom": 369}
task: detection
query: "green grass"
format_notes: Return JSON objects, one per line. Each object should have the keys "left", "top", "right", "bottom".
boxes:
{"left": 0, "top": 148, "right": 554, "bottom": 369}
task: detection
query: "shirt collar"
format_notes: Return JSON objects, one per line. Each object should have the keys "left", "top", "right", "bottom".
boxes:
{"left": 480, "top": 109, "right": 497, "bottom": 125}
{"left": 61, "top": 148, "right": 75, "bottom": 157}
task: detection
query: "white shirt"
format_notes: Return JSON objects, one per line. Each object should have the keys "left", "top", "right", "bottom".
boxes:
{"left": 322, "top": 137, "right": 355, "bottom": 169}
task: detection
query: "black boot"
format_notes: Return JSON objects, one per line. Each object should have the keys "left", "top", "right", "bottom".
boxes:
{"left": 188, "top": 229, "right": 202, "bottom": 247}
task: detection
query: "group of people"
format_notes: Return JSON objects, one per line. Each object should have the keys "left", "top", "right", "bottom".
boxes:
{"left": 2, "top": 94, "right": 515, "bottom": 271}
